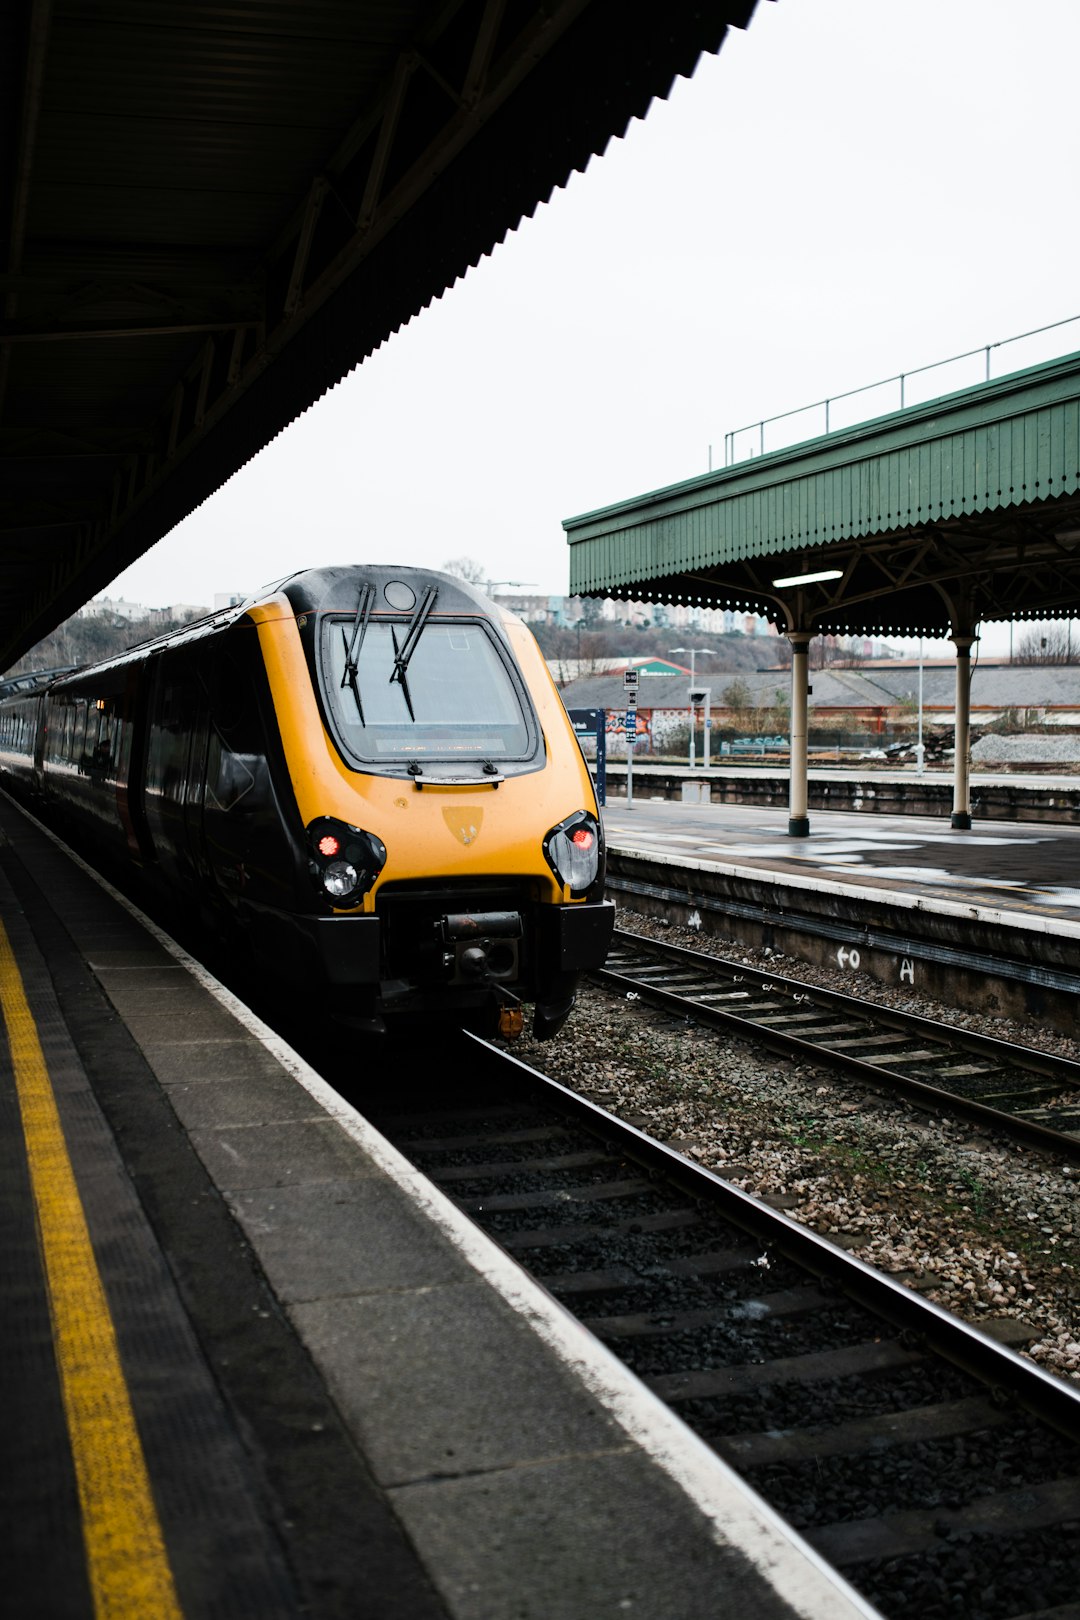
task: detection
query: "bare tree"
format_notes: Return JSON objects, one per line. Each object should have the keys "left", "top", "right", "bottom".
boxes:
{"left": 720, "top": 678, "right": 753, "bottom": 727}
{"left": 441, "top": 556, "right": 488, "bottom": 586}
{"left": 1013, "top": 624, "right": 1078, "bottom": 664}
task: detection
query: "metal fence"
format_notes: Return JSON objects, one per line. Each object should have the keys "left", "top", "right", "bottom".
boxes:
{"left": 720, "top": 313, "right": 1080, "bottom": 469}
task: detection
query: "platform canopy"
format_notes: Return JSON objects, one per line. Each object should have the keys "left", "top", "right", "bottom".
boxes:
{"left": 565, "top": 352, "right": 1080, "bottom": 643}
{"left": 0, "top": 0, "right": 762, "bottom": 671}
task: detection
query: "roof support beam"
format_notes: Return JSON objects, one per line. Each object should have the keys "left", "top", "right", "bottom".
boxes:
{"left": 359, "top": 53, "right": 419, "bottom": 230}
{"left": 0, "top": 320, "right": 260, "bottom": 343}
{"left": 463, "top": 0, "right": 508, "bottom": 105}
{"left": 0, "top": 0, "right": 53, "bottom": 423}
{"left": 284, "top": 178, "right": 330, "bottom": 317}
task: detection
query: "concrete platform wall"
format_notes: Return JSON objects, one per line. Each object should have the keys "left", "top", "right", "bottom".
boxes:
{"left": 603, "top": 766, "right": 1080, "bottom": 825}
{"left": 607, "top": 849, "right": 1080, "bottom": 1035}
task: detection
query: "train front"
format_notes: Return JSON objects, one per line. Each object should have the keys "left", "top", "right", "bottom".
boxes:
{"left": 257, "top": 566, "right": 614, "bottom": 1039}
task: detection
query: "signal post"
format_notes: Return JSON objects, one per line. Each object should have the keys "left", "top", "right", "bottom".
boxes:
{"left": 623, "top": 668, "right": 638, "bottom": 808}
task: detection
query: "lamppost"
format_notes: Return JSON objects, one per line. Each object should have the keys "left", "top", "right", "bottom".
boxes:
{"left": 670, "top": 647, "right": 714, "bottom": 768}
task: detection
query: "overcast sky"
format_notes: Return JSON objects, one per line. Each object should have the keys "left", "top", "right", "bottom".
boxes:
{"left": 109, "top": 0, "right": 1080, "bottom": 657}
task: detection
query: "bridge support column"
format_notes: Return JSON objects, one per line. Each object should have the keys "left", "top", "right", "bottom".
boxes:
{"left": 787, "top": 631, "right": 812, "bottom": 836}
{"left": 950, "top": 632, "right": 975, "bottom": 829}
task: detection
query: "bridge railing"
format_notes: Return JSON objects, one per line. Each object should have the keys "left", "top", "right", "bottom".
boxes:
{"left": 720, "top": 312, "right": 1080, "bottom": 469}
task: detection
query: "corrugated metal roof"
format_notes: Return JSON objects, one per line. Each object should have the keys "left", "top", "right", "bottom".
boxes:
{"left": 565, "top": 352, "right": 1080, "bottom": 640}
{"left": 0, "top": 0, "right": 762, "bottom": 667}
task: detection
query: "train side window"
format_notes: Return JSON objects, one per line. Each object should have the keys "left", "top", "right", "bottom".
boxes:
{"left": 203, "top": 636, "right": 271, "bottom": 814}
{"left": 45, "top": 698, "right": 63, "bottom": 764}
{"left": 71, "top": 701, "right": 88, "bottom": 770}
{"left": 206, "top": 736, "right": 258, "bottom": 812}
{"left": 146, "top": 673, "right": 196, "bottom": 803}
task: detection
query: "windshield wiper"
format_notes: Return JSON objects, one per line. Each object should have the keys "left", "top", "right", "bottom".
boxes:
{"left": 389, "top": 585, "right": 438, "bottom": 721}
{"left": 340, "top": 583, "right": 375, "bottom": 722}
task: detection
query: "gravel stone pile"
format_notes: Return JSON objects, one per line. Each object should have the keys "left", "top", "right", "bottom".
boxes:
{"left": 972, "top": 732, "right": 1080, "bottom": 765}
{"left": 516, "top": 908, "right": 1080, "bottom": 1386}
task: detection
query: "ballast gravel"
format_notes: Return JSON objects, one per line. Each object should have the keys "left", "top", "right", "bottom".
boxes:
{"left": 514, "top": 907, "right": 1080, "bottom": 1387}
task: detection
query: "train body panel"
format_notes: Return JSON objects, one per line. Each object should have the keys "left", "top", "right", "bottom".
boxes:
{"left": 0, "top": 567, "right": 613, "bottom": 1038}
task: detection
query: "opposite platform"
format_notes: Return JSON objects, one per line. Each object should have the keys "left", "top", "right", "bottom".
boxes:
{"left": 602, "top": 797, "right": 1080, "bottom": 1030}
{"left": 0, "top": 792, "right": 874, "bottom": 1620}
{"left": 602, "top": 796, "right": 1080, "bottom": 925}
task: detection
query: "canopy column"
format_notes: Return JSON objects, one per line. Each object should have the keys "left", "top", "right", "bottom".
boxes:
{"left": 950, "top": 632, "right": 975, "bottom": 829}
{"left": 787, "top": 630, "right": 812, "bottom": 836}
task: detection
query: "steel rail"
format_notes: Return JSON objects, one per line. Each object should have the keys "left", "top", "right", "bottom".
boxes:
{"left": 591, "top": 929, "right": 1080, "bottom": 1163}
{"left": 371, "top": 1037, "right": 1080, "bottom": 1618}
{"left": 462, "top": 1034, "right": 1080, "bottom": 1443}
{"left": 604, "top": 871, "right": 1080, "bottom": 999}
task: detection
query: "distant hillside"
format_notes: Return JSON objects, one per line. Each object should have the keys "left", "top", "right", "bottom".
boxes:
{"left": 529, "top": 621, "right": 792, "bottom": 674}
{"left": 5, "top": 610, "right": 198, "bottom": 677}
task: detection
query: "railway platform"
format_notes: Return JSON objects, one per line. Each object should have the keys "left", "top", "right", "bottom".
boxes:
{"left": 602, "top": 797, "right": 1080, "bottom": 1031}
{"left": 0, "top": 792, "right": 872, "bottom": 1620}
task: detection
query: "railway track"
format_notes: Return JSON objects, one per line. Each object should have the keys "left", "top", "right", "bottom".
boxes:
{"left": 366, "top": 1041, "right": 1080, "bottom": 1620}
{"left": 592, "top": 929, "right": 1080, "bottom": 1162}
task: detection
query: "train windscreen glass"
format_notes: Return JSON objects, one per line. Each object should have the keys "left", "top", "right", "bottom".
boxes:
{"left": 322, "top": 620, "right": 532, "bottom": 762}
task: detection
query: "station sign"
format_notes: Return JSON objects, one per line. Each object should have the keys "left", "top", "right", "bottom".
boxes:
{"left": 567, "top": 707, "right": 606, "bottom": 805}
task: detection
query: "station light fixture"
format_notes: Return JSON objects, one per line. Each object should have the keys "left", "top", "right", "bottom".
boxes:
{"left": 771, "top": 568, "right": 844, "bottom": 588}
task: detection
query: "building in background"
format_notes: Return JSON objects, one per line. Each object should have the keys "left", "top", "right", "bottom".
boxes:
{"left": 79, "top": 595, "right": 149, "bottom": 623}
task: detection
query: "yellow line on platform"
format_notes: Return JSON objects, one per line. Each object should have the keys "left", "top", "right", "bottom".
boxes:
{"left": 0, "top": 917, "right": 182, "bottom": 1620}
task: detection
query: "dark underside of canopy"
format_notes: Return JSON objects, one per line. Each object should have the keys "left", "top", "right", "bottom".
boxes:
{"left": 0, "top": 0, "right": 761, "bottom": 669}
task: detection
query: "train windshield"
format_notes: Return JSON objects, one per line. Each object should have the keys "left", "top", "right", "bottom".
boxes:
{"left": 321, "top": 618, "right": 533, "bottom": 764}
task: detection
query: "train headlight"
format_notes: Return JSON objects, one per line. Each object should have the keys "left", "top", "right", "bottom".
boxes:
{"left": 307, "top": 817, "right": 386, "bottom": 907}
{"left": 543, "top": 811, "right": 601, "bottom": 897}
{"left": 323, "top": 859, "right": 361, "bottom": 899}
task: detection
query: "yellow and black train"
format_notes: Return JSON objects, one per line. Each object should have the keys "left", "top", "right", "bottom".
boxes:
{"left": 0, "top": 565, "right": 613, "bottom": 1038}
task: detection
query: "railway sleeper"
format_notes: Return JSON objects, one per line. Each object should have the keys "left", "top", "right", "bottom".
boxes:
{"left": 650, "top": 1337, "right": 924, "bottom": 1401}
{"left": 809, "top": 1475, "right": 1080, "bottom": 1567}
{"left": 721, "top": 1394, "right": 1013, "bottom": 1468}
{"left": 583, "top": 1283, "right": 831, "bottom": 1340}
